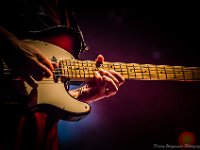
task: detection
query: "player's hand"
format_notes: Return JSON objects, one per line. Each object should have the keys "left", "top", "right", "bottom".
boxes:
{"left": 77, "top": 54, "right": 125, "bottom": 103}
{"left": 4, "top": 40, "right": 54, "bottom": 87}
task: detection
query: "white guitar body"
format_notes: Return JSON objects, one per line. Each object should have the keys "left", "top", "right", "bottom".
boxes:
{"left": 23, "top": 40, "right": 91, "bottom": 121}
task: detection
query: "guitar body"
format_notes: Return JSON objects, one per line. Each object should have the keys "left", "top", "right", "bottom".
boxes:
{"left": 1, "top": 26, "right": 91, "bottom": 122}
{"left": 24, "top": 40, "right": 91, "bottom": 121}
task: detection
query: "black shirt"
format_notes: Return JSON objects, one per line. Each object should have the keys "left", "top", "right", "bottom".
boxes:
{"left": 0, "top": 0, "right": 87, "bottom": 57}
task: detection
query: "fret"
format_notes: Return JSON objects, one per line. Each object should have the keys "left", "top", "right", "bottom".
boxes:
{"left": 66, "top": 60, "right": 70, "bottom": 66}
{"left": 86, "top": 61, "right": 89, "bottom": 78}
{"left": 192, "top": 69, "right": 195, "bottom": 80}
{"left": 75, "top": 70, "right": 81, "bottom": 78}
{"left": 173, "top": 66, "right": 185, "bottom": 80}
{"left": 79, "top": 66, "right": 85, "bottom": 71}
{"left": 82, "top": 62, "right": 85, "bottom": 78}
{"left": 140, "top": 64, "right": 144, "bottom": 79}
{"left": 61, "top": 60, "right": 65, "bottom": 76}
{"left": 62, "top": 59, "right": 66, "bottom": 66}
{"left": 156, "top": 65, "right": 179, "bottom": 80}
{"left": 172, "top": 66, "right": 176, "bottom": 80}
{"left": 163, "top": 66, "right": 167, "bottom": 79}
{"left": 71, "top": 60, "right": 75, "bottom": 67}
{"left": 147, "top": 64, "right": 159, "bottom": 80}
{"left": 83, "top": 62, "right": 88, "bottom": 67}
{"left": 146, "top": 64, "right": 159, "bottom": 80}
{"left": 140, "top": 64, "right": 152, "bottom": 80}
{"left": 155, "top": 65, "right": 159, "bottom": 80}
{"left": 192, "top": 67, "right": 200, "bottom": 80}
{"left": 123, "top": 63, "right": 134, "bottom": 79}
{"left": 147, "top": 65, "right": 151, "bottom": 79}
{"left": 133, "top": 64, "right": 137, "bottom": 79}
{"left": 87, "top": 62, "right": 95, "bottom": 78}
{"left": 131, "top": 64, "right": 141, "bottom": 79}
{"left": 120, "top": 63, "right": 123, "bottom": 76}
{"left": 139, "top": 65, "right": 148, "bottom": 79}
{"left": 63, "top": 66, "right": 66, "bottom": 76}
{"left": 181, "top": 67, "right": 185, "bottom": 80}
{"left": 79, "top": 70, "right": 84, "bottom": 78}
{"left": 182, "top": 68, "right": 193, "bottom": 80}
{"left": 67, "top": 74, "right": 73, "bottom": 78}
{"left": 126, "top": 64, "right": 135, "bottom": 79}
{"left": 164, "top": 66, "right": 175, "bottom": 80}
{"left": 126, "top": 63, "right": 135, "bottom": 79}
{"left": 125, "top": 64, "right": 130, "bottom": 79}
{"left": 65, "top": 61, "right": 69, "bottom": 78}
{"left": 74, "top": 61, "right": 77, "bottom": 78}
{"left": 69, "top": 60, "right": 74, "bottom": 78}
{"left": 121, "top": 63, "right": 128, "bottom": 78}
{"left": 121, "top": 64, "right": 127, "bottom": 69}
{"left": 110, "top": 63, "right": 115, "bottom": 71}
{"left": 75, "top": 61, "right": 81, "bottom": 75}
{"left": 91, "top": 62, "right": 96, "bottom": 77}
{"left": 157, "top": 65, "right": 168, "bottom": 80}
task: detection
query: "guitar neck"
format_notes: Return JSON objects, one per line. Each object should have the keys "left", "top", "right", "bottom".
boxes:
{"left": 57, "top": 59, "right": 200, "bottom": 81}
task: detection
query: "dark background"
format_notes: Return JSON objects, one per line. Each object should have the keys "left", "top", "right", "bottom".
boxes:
{"left": 58, "top": 1, "right": 200, "bottom": 150}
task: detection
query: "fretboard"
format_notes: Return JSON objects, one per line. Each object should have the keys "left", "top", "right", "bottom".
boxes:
{"left": 55, "top": 59, "right": 200, "bottom": 81}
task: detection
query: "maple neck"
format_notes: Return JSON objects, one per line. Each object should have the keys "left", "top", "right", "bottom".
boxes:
{"left": 55, "top": 59, "right": 200, "bottom": 81}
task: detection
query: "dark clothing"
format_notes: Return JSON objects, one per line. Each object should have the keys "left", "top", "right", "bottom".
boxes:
{"left": 0, "top": 0, "right": 86, "bottom": 149}
{"left": 0, "top": 0, "right": 87, "bottom": 58}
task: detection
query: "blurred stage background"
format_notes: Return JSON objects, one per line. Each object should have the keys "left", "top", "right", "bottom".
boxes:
{"left": 58, "top": 1, "right": 200, "bottom": 150}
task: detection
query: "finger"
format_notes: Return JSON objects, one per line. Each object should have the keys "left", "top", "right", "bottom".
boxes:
{"left": 36, "top": 52, "right": 54, "bottom": 72}
{"left": 28, "top": 60, "right": 53, "bottom": 80}
{"left": 22, "top": 56, "right": 53, "bottom": 81}
{"left": 21, "top": 42, "right": 54, "bottom": 72}
{"left": 99, "top": 69, "right": 119, "bottom": 87}
{"left": 87, "top": 71, "right": 103, "bottom": 87}
{"left": 16, "top": 58, "right": 51, "bottom": 81}
{"left": 94, "top": 71, "right": 103, "bottom": 83}
{"left": 103, "top": 75, "right": 118, "bottom": 97}
{"left": 95, "top": 54, "right": 104, "bottom": 63}
{"left": 35, "top": 61, "right": 53, "bottom": 78}
{"left": 108, "top": 70, "right": 125, "bottom": 86}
